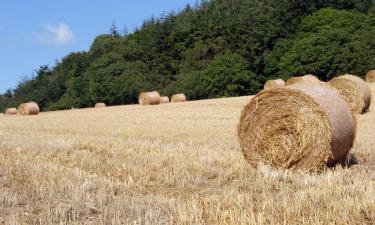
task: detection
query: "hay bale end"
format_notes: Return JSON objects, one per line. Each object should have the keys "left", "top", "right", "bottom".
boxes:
{"left": 329, "top": 74, "right": 371, "bottom": 113}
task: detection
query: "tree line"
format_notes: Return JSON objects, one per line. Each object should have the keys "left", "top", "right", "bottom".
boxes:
{"left": 1, "top": 0, "right": 375, "bottom": 112}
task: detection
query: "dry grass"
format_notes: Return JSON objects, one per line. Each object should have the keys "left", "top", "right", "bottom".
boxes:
{"left": 0, "top": 87, "right": 375, "bottom": 224}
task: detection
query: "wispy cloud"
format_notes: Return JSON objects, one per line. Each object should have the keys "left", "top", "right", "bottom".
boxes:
{"left": 36, "top": 23, "right": 74, "bottom": 46}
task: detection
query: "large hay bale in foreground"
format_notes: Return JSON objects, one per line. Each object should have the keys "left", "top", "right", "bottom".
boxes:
{"left": 139, "top": 91, "right": 161, "bottom": 105}
{"left": 329, "top": 74, "right": 371, "bottom": 113}
{"left": 264, "top": 79, "right": 285, "bottom": 90}
{"left": 160, "top": 96, "right": 170, "bottom": 104}
{"left": 4, "top": 108, "right": 17, "bottom": 115}
{"left": 366, "top": 70, "right": 375, "bottom": 83}
{"left": 171, "top": 93, "right": 187, "bottom": 103}
{"left": 238, "top": 83, "right": 355, "bottom": 172}
{"left": 17, "top": 102, "right": 40, "bottom": 115}
{"left": 95, "top": 103, "right": 106, "bottom": 108}
{"left": 286, "top": 74, "right": 321, "bottom": 86}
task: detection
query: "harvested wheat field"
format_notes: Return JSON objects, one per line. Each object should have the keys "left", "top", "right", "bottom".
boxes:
{"left": 1, "top": 88, "right": 375, "bottom": 224}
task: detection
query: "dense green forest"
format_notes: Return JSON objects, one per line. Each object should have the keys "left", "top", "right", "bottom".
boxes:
{"left": 1, "top": 0, "right": 375, "bottom": 112}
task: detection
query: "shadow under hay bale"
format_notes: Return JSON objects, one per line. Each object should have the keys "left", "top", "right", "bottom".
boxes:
{"left": 4, "top": 108, "right": 17, "bottom": 115}
{"left": 286, "top": 74, "right": 321, "bottom": 86}
{"left": 95, "top": 103, "right": 106, "bottom": 108}
{"left": 171, "top": 93, "right": 186, "bottom": 103}
{"left": 17, "top": 102, "right": 40, "bottom": 115}
{"left": 329, "top": 74, "right": 371, "bottom": 114}
{"left": 238, "top": 83, "right": 355, "bottom": 172}
{"left": 160, "top": 96, "right": 170, "bottom": 104}
{"left": 263, "top": 79, "right": 285, "bottom": 90}
{"left": 139, "top": 91, "right": 161, "bottom": 105}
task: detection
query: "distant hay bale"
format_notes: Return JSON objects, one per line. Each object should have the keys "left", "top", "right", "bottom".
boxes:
{"left": 286, "top": 74, "right": 321, "bottom": 86}
{"left": 17, "top": 102, "right": 40, "bottom": 115}
{"left": 238, "top": 83, "right": 355, "bottom": 172}
{"left": 4, "top": 108, "right": 17, "bottom": 115}
{"left": 366, "top": 70, "right": 375, "bottom": 83}
{"left": 329, "top": 74, "right": 371, "bottom": 113}
{"left": 171, "top": 93, "right": 187, "bottom": 103}
{"left": 160, "top": 96, "right": 170, "bottom": 104}
{"left": 95, "top": 103, "right": 106, "bottom": 108}
{"left": 139, "top": 91, "right": 161, "bottom": 105}
{"left": 264, "top": 79, "right": 285, "bottom": 90}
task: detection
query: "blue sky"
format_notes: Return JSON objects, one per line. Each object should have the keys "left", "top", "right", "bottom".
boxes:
{"left": 0, "top": 0, "right": 197, "bottom": 93}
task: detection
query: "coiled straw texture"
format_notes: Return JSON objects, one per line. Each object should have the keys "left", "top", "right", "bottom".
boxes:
{"left": 329, "top": 74, "right": 371, "bottom": 113}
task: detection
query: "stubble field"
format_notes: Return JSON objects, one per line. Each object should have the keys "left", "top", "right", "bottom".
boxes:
{"left": 1, "top": 85, "right": 375, "bottom": 224}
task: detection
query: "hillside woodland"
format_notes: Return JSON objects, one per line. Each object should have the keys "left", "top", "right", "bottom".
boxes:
{"left": 1, "top": 0, "right": 375, "bottom": 111}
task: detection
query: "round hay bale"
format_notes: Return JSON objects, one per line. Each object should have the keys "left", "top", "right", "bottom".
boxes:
{"left": 139, "top": 91, "right": 161, "bottom": 105}
{"left": 238, "top": 83, "right": 355, "bottom": 172}
{"left": 160, "top": 96, "right": 170, "bottom": 104}
{"left": 264, "top": 79, "right": 285, "bottom": 90}
{"left": 286, "top": 74, "right": 321, "bottom": 86}
{"left": 4, "top": 108, "right": 17, "bottom": 115}
{"left": 95, "top": 103, "right": 106, "bottom": 108}
{"left": 17, "top": 102, "right": 40, "bottom": 115}
{"left": 366, "top": 70, "right": 375, "bottom": 83}
{"left": 329, "top": 76, "right": 364, "bottom": 114}
{"left": 329, "top": 74, "right": 371, "bottom": 113}
{"left": 171, "top": 93, "right": 187, "bottom": 103}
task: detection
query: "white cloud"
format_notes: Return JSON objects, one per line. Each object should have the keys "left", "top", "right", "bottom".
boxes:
{"left": 37, "top": 23, "right": 74, "bottom": 46}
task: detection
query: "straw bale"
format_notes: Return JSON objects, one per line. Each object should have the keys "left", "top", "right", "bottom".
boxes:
{"left": 171, "top": 93, "right": 187, "bottom": 103}
{"left": 18, "top": 102, "right": 40, "bottom": 115}
{"left": 264, "top": 79, "right": 285, "bottom": 90}
{"left": 160, "top": 96, "right": 170, "bottom": 104}
{"left": 366, "top": 70, "right": 375, "bottom": 83}
{"left": 329, "top": 74, "right": 371, "bottom": 113}
{"left": 139, "top": 91, "right": 161, "bottom": 105}
{"left": 95, "top": 103, "right": 106, "bottom": 108}
{"left": 238, "top": 83, "right": 355, "bottom": 172}
{"left": 4, "top": 108, "right": 17, "bottom": 115}
{"left": 286, "top": 74, "right": 321, "bottom": 86}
